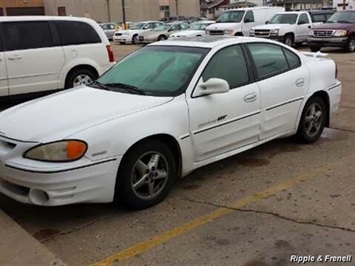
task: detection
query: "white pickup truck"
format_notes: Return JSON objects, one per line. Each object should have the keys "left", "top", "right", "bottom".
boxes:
{"left": 250, "top": 11, "right": 313, "bottom": 46}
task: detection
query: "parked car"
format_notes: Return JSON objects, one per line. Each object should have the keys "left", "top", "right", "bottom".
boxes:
{"left": 160, "top": 16, "right": 187, "bottom": 23}
{"left": 0, "top": 16, "right": 115, "bottom": 98}
{"left": 138, "top": 21, "right": 190, "bottom": 43}
{"left": 113, "top": 21, "right": 164, "bottom": 44}
{"left": 205, "top": 7, "right": 285, "bottom": 36}
{"left": 307, "top": 10, "right": 355, "bottom": 52}
{"left": 0, "top": 36, "right": 341, "bottom": 209}
{"left": 99, "top": 22, "right": 117, "bottom": 40}
{"left": 169, "top": 20, "right": 216, "bottom": 39}
{"left": 250, "top": 11, "right": 313, "bottom": 46}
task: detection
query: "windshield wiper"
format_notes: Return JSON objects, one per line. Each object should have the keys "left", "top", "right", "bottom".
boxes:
{"left": 90, "top": 81, "right": 110, "bottom": 90}
{"left": 337, "top": 20, "right": 351, "bottom": 23}
{"left": 104, "top": 83, "right": 146, "bottom": 95}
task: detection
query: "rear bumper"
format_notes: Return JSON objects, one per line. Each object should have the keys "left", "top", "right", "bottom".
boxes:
{"left": 307, "top": 37, "right": 348, "bottom": 47}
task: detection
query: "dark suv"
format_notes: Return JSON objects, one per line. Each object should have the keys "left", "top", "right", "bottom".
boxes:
{"left": 307, "top": 10, "right": 355, "bottom": 52}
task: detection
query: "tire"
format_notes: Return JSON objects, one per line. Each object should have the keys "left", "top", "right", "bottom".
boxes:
{"left": 158, "top": 35, "right": 167, "bottom": 41}
{"left": 284, "top": 34, "right": 294, "bottom": 47}
{"left": 345, "top": 36, "right": 355, "bottom": 52}
{"left": 65, "top": 69, "right": 97, "bottom": 89}
{"left": 296, "top": 97, "right": 326, "bottom": 143}
{"left": 119, "top": 42, "right": 125, "bottom": 45}
{"left": 114, "top": 140, "right": 177, "bottom": 210}
{"left": 310, "top": 46, "right": 321, "bottom": 52}
{"left": 132, "top": 34, "right": 139, "bottom": 44}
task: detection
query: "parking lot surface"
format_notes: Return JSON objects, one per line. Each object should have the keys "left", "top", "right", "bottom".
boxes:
{"left": 0, "top": 44, "right": 354, "bottom": 266}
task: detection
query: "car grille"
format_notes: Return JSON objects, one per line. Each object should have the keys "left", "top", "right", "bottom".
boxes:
{"left": 115, "top": 33, "right": 122, "bottom": 36}
{"left": 313, "top": 30, "right": 334, "bottom": 38}
{"left": 254, "top": 30, "right": 270, "bottom": 37}
{"left": 209, "top": 30, "right": 224, "bottom": 36}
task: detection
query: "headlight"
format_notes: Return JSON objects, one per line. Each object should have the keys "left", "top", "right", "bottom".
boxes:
{"left": 24, "top": 140, "right": 87, "bottom": 162}
{"left": 333, "top": 30, "right": 347, "bottom": 37}
{"left": 205, "top": 30, "right": 210, "bottom": 35}
{"left": 224, "top": 29, "right": 233, "bottom": 35}
{"left": 270, "top": 29, "right": 279, "bottom": 36}
{"left": 250, "top": 29, "right": 255, "bottom": 36}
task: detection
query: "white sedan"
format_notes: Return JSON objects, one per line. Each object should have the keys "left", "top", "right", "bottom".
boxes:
{"left": 0, "top": 37, "right": 341, "bottom": 209}
{"left": 169, "top": 20, "right": 216, "bottom": 39}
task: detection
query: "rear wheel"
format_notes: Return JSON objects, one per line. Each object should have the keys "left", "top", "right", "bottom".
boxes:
{"left": 65, "top": 69, "right": 97, "bottom": 89}
{"left": 115, "top": 140, "right": 177, "bottom": 209}
{"left": 296, "top": 97, "right": 326, "bottom": 143}
{"left": 345, "top": 36, "right": 355, "bottom": 52}
{"left": 310, "top": 46, "right": 321, "bottom": 52}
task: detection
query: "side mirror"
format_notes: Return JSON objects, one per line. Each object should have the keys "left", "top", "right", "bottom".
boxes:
{"left": 265, "top": 20, "right": 269, "bottom": 24}
{"left": 194, "top": 78, "right": 229, "bottom": 97}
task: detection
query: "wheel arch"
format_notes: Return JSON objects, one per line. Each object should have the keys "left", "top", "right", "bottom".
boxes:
{"left": 64, "top": 65, "right": 99, "bottom": 89}
{"left": 122, "top": 133, "right": 183, "bottom": 178}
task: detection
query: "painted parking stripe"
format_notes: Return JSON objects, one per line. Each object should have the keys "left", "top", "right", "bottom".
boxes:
{"left": 92, "top": 166, "right": 327, "bottom": 266}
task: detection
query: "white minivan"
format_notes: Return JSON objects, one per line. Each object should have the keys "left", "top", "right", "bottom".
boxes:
{"left": 205, "top": 7, "right": 285, "bottom": 36}
{"left": 0, "top": 16, "right": 115, "bottom": 98}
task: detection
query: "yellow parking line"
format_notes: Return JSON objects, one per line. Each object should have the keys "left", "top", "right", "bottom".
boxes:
{"left": 92, "top": 166, "right": 327, "bottom": 266}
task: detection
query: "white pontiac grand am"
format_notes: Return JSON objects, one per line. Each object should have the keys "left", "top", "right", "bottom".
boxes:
{"left": 0, "top": 37, "right": 341, "bottom": 209}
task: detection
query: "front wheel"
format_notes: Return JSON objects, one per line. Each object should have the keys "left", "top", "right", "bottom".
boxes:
{"left": 132, "top": 35, "right": 139, "bottom": 44}
{"left": 158, "top": 35, "right": 167, "bottom": 41}
{"left": 296, "top": 97, "right": 326, "bottom": 143}
{"left": 345, "top": 37, "right": 355, "bottom": 52}
{"left": 114, "top": 140, "right": 177, "bottom": 209}
{"left": 284, "top": 34, "right": 294, "bottom": 46}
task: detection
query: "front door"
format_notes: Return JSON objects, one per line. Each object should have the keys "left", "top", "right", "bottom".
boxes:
{"left": 242, "top": 10, "right": 255, "bottom": 36}
{"left": 187, "top": 45, "right": 261, "bottom": 162}
{"left": 295, "top": 13, "right": 312, "bottom": 42}
{"left": 246, "top": 43, "right": 309, "bottom": 140}
{"left": 3, "top": 21, "right": 64, "bottom": 96}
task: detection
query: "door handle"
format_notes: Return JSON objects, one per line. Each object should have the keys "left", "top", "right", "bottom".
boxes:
{"left": 8, "top": 55, "right": 22, "bottom": 60}
{"left": 244, "top": 92, "right": 257, "bottom": 103}
{"left": 295, "top": 78, "right": 305, "bottom": 87}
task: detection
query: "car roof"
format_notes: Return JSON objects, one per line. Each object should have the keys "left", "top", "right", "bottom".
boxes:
{"left": 0, "top": 16, "right": 96, "bottom": 23}
{"left": 192, "top": 20, "right": 216, "bottom": 24}
{"left": 149, "top": 36, "right": 273, "bottom": 49}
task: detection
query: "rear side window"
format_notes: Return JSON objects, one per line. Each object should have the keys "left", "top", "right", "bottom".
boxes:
{"left": 53, "top": 21, "right": 101, "bottom": 46}
{"left": 247, "top": 43, "right": 289, "bottom": 79}
{"left": 283, "top": 48, "right": 301, "bottom": 69}
{"left": 3, "top": 21, "right": 53, "bottom": 51}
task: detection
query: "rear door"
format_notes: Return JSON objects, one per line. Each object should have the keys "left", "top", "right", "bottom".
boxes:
{"left": 3, "top": 21, "right": 64, "bottom": 96}
{"left": 0, "top": 23, "right": 8, "bottom": 96}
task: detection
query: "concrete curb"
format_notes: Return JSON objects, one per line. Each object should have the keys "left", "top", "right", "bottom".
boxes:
{"left": 0, "top": 209, "right": 66, "bottom": 266}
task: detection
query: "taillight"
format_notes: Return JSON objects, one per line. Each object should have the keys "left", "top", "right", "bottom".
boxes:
{"left": 335, "top": 63, "right": 338, "bottom": 79}
{"left": 106, "top": 45, "right": 114, "bottom": 62}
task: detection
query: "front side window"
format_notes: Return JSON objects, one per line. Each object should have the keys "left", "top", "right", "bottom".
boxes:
{"left": 244, "top": 11, "right": 255, "bottom": 23}
{"left": 130, "top": 23, "right": 145, "bottom": 30}
{"left": 217, "top": 11, "right": 245, "bottom": 23}
{"left": 94, "top": 46, "right": 209, "bottom": 96}
{"left": 201, "top": 45, "right": 249, "bottom": 89}
{"left": 247, "top": 43, "right": 289, "bottom": 79}
{"left": 298, "top": 14, "right": 310, "bottom": 24}
{"left": 3, "top": 21, "right": 53, "bottom": 51}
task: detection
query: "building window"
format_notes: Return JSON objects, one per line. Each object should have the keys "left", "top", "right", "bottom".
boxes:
{"left": 58, "top": 6, "right": 66, "bottom": 16}
{"left": 160, "top": 5, "right": 170, "bottom": 11}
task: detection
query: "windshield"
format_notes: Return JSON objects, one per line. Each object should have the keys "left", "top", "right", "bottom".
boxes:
{"left": 130, "top": 23, "right": 145, "bottom": 30}
{"left": 153, "top": 24, "right": 170, "bottom": 31}
{"left": 269, "top": 14, "right": 298, "bottom": 24}
{"left": 190, "top": 23, "right": 211, "bottom": 30}
{"left": 93, "top": 46, "right": 209, "bottom": 96}
{"left": 326, "top": 11, "right": 355, "bottom": 23}
{"left": 217, "top": 11, "right": 245, "bottom": 23}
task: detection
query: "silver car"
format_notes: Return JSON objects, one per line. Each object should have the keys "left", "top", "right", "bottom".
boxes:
{"left": 138, "top": 22, "right": 190, "bottom": 44}
{"left": 100, "top": 23, "right": 118, "bottom": 41}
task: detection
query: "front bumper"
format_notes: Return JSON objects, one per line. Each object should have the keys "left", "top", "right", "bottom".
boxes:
{"left": 113, "top": 36, "right": 131, "bottom": 44}
{"left": 307, "top": 37, "right": 348, "bottom": 47}
{"left": 0, "top": 136, "right": 121, "bottom": 206}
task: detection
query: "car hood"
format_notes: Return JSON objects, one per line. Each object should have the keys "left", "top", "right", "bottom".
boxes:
{"left": 312, "top": 22, "right": 355, "bottom": 30}
{"left": 0, "top": 87, "right": 173, "bottom": 142}
{"left": 171, "top": 30, "right": 204, "bottom": 37}
{"left": 206, "top": 23, "right": 238, "bottom": 31}
{"left": 117, "top": 29, "right": 143, "bottom": 35}
{"left": 252, "top": 24, "right": 292, "bottom": 30}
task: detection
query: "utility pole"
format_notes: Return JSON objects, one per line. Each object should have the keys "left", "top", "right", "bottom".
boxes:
{"left": 175, "top": 0, "right": 179, "bottom": 18}
{"left": 122, "top": 0, "right": 127, "bottom": 29}
{"left": 106, "top": 0, "right": 111, "bottom": 22}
